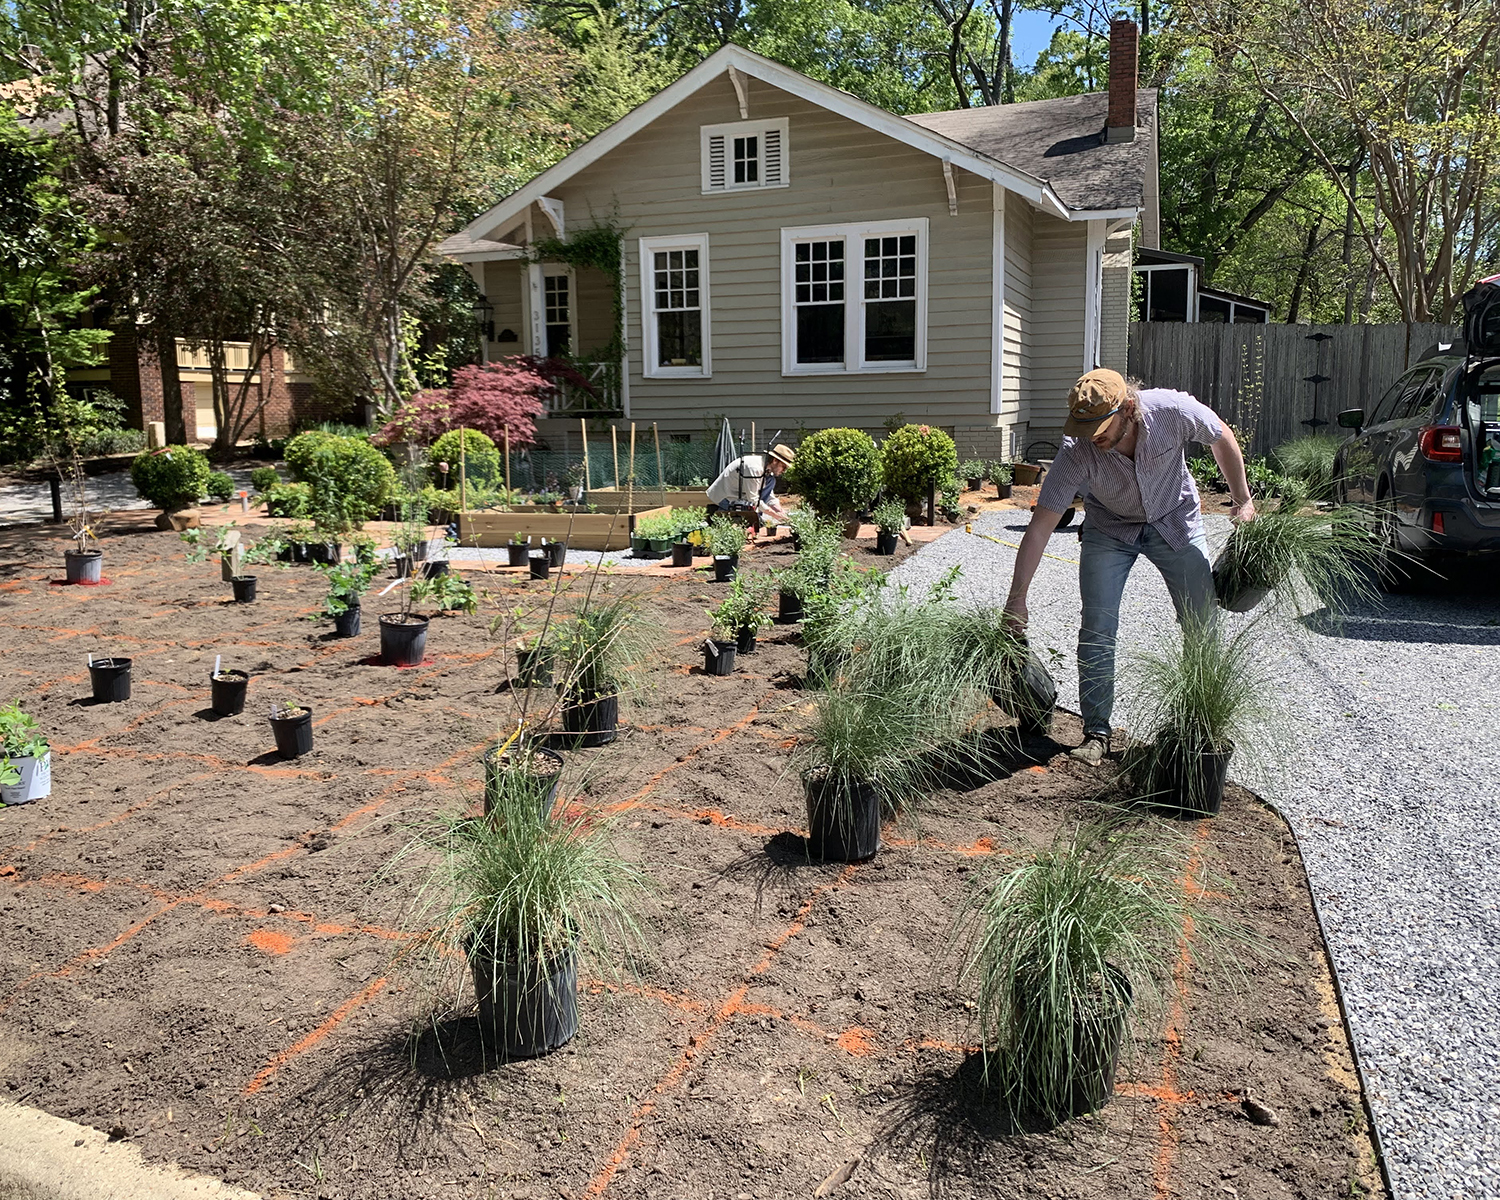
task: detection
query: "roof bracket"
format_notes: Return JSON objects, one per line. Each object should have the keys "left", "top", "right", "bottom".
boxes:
{"left": 537, "top": 196, "right": 565, "bottom": 238}
{"left": 728, "top": 66, "right": 748, "bottom": 119}
{"left": 942, "top": 160, "right": 958, "bottom": 217}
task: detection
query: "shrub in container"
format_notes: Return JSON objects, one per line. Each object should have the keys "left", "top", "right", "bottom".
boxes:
{"left": 269, "top": 699, "right": 313, "bottom": 758}
{"left": 264, "top": 481, "right": 312, "bottom": 519}
{"left": 130, "top": 446, "right": 211, "bottom": 524}
{"left": 552, "top": 598, "right": 653, "bottom": 748}
{"left": 708, "top": 573, "right": 772, "bottom": 656}
{"left": 959, "top": 459, "right": 985, "bottom": 491}
{"left": 506, "top": 537, "right": 530, "bottom": 568}
{"left": 284, "top": 430, "right": 396, "bottom": 527}
{"left": 205, "top": 471, "right": 234, "bottom": 502}
{"left": 483, "top": 735, "right": 565, "bottom": 819}
{"left": 706, "top": 515, "right": 746, "bottom": 583}
{"left": 947, "top": 608, "right": 1057, "bottom": 737}
{"left": 784, "top": 428, "right": 880, "bottom": 519}
{"left": 0, "top": 703, "right": 50, "bottom": 805}
{"left": 315, "top": 561, "right": 378, "bottom": 638}
{"left": 953, "top": 821, "right": 1241, "bottom": 1126}
{"left": 702, "top": 629, "right": 737, "bottom": 675}
{"left": 249, "top": 466, "right": 280, "bottom": 494}
{"left": 513, "top": 636, "right": 553, "bottom": 688}
{"left": 210, "top": 668, "right": 250, "bottom": 716}
{"left": 413, "top": 572, "right": 478, "bottom": 616}
{"left": 58, "top": 459, "right": 104, "bottom": 583}
{"left": 381, "top": 487, "right": 434, "bottom": 664}
{"left": 429, "top": 428, "right": 502, "bottom": 488}
{"left": 879, "top": 424, "right": 958, "bottom": 510}
{"left": 632, "top": 511, "right": 677, "bottom": 558}
{"left": 871, "top": 499, "right": 905, "bottom": 556}
{"left": 987, "top": 460, "right": 1014, "bottom": 499}
{"left": 390, "top": 767, "right": 647, "bottom": 1060}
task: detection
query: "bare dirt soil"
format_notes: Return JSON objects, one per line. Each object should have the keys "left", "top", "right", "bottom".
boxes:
{"left": 0, "top": 518, "right": 1383, "bottom": 1200}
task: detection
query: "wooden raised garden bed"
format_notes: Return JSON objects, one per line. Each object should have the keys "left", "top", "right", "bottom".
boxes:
{"left": 458, "top": 505, "right": 672, "bottom": 551}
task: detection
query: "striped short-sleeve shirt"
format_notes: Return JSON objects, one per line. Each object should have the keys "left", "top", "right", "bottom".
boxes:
{"left": 1036, "top": 388, "right": 1223, "bottom": 550}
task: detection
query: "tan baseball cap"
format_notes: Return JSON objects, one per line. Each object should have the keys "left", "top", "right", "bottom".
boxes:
{"left": 768, "top": 443, "right": 796, "bottom": 467}
{"left": 1062, "top": 369, "right": 1129, "bottom": 438}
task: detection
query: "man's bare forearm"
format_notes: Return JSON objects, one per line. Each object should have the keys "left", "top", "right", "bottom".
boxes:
{"left": 1005, "top": 506, "right": 1065, "bottom": 608}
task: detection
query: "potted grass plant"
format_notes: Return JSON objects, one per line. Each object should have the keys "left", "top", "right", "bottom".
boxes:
{"left": 0, "top": 702, "right": 51, "bottom": 806}
{"left": 947, "top": 608, "right": 1058, "bottom": 738}
{"left": 391, "top": 769, "right": 647, "bottom": 1060}
{"left": 871, "top": 499, "right": 905, "bottom": 556}
{"left": 954, "top": 820, "right": 1234, "bottom": 1126}
{"left": 315, "top": 560, "right": 377, "bottom": 638}
{"left": 482, "top": 733, "right": 565, "bottom": 819}
{"left": 988, "top": 460, "right": 1013, "bottom": 499}
{"left": 707, "top": 515, "right": 747, "bottom": 582}
{"left": 553, "top": 597, "right": 653, "bottom": 748}
{"left": 1271, "top": 434, "right": 1343, "bottom": 501}
{"left": 1127, "top": 621, "right": 1269, "bottom": 818}
{"left": 1211, "top": 486, "right": 1380, "bottom": 613}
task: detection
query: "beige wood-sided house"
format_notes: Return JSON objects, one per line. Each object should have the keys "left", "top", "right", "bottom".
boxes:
{"left": 439, "top": 22, "right": 1160, "bottom": 461}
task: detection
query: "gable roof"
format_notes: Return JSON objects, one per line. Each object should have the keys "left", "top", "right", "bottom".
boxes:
{"left": 907, "top": 91, "right": 1157, "bottom": 214}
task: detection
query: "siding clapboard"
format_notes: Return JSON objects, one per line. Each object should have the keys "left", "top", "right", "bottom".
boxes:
{"left": 1028, "top": 214, "right": 1088, "bottom": 452}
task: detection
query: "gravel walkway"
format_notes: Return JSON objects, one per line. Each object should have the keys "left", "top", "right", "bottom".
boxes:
{"left": 894, "top": 508, "right": 1500, "bottom": 1200}
{"left": 0, "top": 467, "right": 260, "bottom": 527}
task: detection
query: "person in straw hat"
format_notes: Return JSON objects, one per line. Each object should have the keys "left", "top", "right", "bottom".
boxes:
{"left": 706, "top": 442, "right": 797, "bottom": 524}
{"left": 1002, "top": 368, "right": 1256, "bottom": 765}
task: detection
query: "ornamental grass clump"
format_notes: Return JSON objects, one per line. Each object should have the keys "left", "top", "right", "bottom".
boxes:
{"left": 954, "top": 819, "right": 1240, "bottom": 1126}
{"left": 1271, "top": 434, "right": 1343, "bottom": 500}
{"left": 1212, "top": 490, "right": 1381, "bottom": 613}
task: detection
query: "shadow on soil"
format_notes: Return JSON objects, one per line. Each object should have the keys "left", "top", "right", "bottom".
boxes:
{"left": 713, "top": 832, "right": 846, "bottom": 918}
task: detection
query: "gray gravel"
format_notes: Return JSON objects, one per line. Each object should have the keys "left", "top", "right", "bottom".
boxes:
{"left": 893, "top": 508, "right": 1500, "bottom": 1200}
{"left": 0, "top": 467, "right": 260, "bottom": 527}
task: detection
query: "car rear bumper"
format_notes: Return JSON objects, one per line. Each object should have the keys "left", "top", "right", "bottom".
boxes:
{"left": 1417, "top": 500, "right": 1500, "bottom": 554}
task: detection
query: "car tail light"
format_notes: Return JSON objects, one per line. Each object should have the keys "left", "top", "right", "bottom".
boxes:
{"left": 1419, "top": 425, "right": 1463, "bottom": 462}
{"left": 1432, "top": 511, "right": 1445, "bottom": 534}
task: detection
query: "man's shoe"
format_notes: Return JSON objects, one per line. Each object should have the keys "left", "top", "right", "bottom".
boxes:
{"left": 1068, "top": 735, "right": 1109, "bottom": 766}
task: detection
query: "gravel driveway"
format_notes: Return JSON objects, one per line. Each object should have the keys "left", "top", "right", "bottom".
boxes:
{"left": 894, "top": 508, "right": 1500, "bottom": 1200}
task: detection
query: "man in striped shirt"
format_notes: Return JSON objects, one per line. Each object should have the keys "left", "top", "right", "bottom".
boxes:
{"left": 1002, "top": 368, "right": 1256, "bottom": 765}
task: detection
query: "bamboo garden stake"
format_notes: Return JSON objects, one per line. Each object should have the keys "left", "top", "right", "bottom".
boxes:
{"left": 611, "top": 425, "right": 620, "bottom": 490}
{"left": 627, "top": 423, "right": 637, "bottom": 515}
{"left": 503, "top": 426, "right": 512, "bottom": 496}
{"left": 653, "top": 422, "right": 666, "bottom": 510}
{"left": 580, "top": 418, "right": 591, "bottom": 491}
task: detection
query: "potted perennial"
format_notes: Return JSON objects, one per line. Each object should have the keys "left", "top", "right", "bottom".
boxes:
{"left": 316, "top": 560, "right": 378, "bottom": 638}
{"left": 0, "top": 703, "right": 50, "bottom": 806}
{"left": 210, "top": 664, "right": 250, "bottom": 716}
{"left": 954, "top": 821, "right": 1233, "bottom": 1126}
{"left": 382, "top": 490, "right": 433, "bottom": 665}
{"left": 960, "top": 460, "right": 985, "bottom": 492}
{"left": 708, "top": 573, "right": 774, "bottom": 656}
{"left": 706, "top": 515, "right": 747, "bottom": 583}
{"left": 506, "top": 536, "right": 531, "bottom": 568}
{"left": 268, "top": 698, "right": 313, "bottom": 758}
{"left": 702, "top": 617, "right": 738, "bottom": 676}
{"left": 552, "top": 597, "right": 652, "bottom": 748}
{"left": 988, "top": 460, "right": 1014, "bottom": 499}
{"left": 871, "top": 499, "right": 905, "bottom": 556}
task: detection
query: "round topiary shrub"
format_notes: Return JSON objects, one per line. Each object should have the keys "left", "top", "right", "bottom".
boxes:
{"left": 879, "top": 424, "right": 958, "bottom": 503}
{"left": 249, "top": 466, "right": 280, "bottom": 494}
{"left": 785, "top": 428, "right": 881, "bottom": 516}
{"left": 206, "top": 471, "right": 234, "bottom": 501}
{"left": 428, "top": 428, "right": 501, "bottom": 488}
{"left": 130, "top": 446, "right": 212, "bottom": 511}
{"left": 284, "top": 431, "right": 396, "bottom": 528}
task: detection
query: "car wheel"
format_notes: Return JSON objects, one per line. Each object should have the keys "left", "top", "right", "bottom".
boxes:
{"left": 1375, "top": 497, "right": 1427, "bottom": 594}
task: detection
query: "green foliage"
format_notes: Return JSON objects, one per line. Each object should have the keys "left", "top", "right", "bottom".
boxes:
{"left": 552, "top": 597, "right": 654, "bottom": 699}
{"left": 129, "top": 446, "right": 211, "bottom": 510}
{"left": 249, "top": 466, "right": 280, "bottom": 494}
{"left": 206, "top": 471, "right": 234, "bottom": 501}
{"left": 0, "top": 700, "right": 47, "bottom": 789}
{"left": 284, "top": 430, "right": 396, "bottom": 530}
{"left": 871, "top": 499, "right": 906, "bottom": 535}
{"left": 708, "top": 572, "right": 774, "bottom": 638}
{"left": 959, "top": 459, "right": 986, "bottom": 482}
{"left": 987, "top": 460, "right": 1012, "bottom": 486}
{"left": 1212, "top": 498, "right": 1381, "bottom": 612}
{"left": 429, "top": 427, "right": 501, "bottom": 487}
{"left": 706, "top": 514, "right": 747, "bottom": 558}
{"left": 632, "top": 510, "right": 678, "bottom": 540}
{"left": 879, "top": 423, "right": 958, "bottom": 503}
{"left": 527, "top": 221, "right": 627, "bottom": 361}
{"left": 1188, "top": 454, "right": 1223, "bottom": 493}
{"left": 264, "top": 481, "right": 312, "bottom": 518}
{"left": 1272, "top": 434, "right": 1342, "bottom": 500}
{"left": 413, "top": 572, "right": 478, "bottom": 614}
{"left": 786, "top": 428, "right": 881, "bottom": 515}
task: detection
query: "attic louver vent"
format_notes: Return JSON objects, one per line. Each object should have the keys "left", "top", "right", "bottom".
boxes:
{"left": 701, "top": 118, "right": 789, "bottom": 192}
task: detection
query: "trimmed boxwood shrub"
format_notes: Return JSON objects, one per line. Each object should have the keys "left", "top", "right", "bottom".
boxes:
{"left": 428, "top": 428, "right": 501, "bottom": 488}
{"left": 130, "top": 446, "right": 212, "bottom": 510}
{"left": 786, "top": 428, "right": 881, "bottom": 516}
{"left": 206, "top": 471, "right": 234, "bottom": 501}
{"left": 284, "top": 430, "right": 396, "bottom": 528}
{"left": 880, "top": 423, "right": 958, "bottom": 503}
{"left": 265, "top": 481, "right": 312, "bottom": 518}
{"left": 249, "top": 466, "right": 280, "bottom": 493}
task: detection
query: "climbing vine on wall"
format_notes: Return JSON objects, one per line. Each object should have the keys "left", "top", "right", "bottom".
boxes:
{"left": 528, "top": 219, "right": 627, "bottom": 364}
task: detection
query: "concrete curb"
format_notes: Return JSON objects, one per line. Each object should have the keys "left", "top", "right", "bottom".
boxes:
{"left": 0, "top": 1102, "right": 259, "bottom": 1200}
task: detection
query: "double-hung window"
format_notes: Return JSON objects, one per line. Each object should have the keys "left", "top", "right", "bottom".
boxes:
{"left": 638, "top": 234, "right": 711, "bottom": 378}
{"left": 781, "top": 220, "right": 928, "bottom": 374}
{"left": 542, "top": 271, "right": 571, "bottom": 357}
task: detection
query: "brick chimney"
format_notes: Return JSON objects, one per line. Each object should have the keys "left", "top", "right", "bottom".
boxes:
{"left": 1105, "top": 19, "right": 1138, "bottom": 144}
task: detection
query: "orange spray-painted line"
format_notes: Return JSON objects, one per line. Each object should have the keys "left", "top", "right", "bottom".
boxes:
{"left": 599, "top": 697, "right": 767, "bottom": 816}
{"left": 241, "top": 977, "right": 389, "bottom": 1096}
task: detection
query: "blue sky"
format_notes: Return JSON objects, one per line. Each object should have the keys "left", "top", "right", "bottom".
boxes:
{"left": 1011, "top": 9, "right": 1067, "bottom": 71}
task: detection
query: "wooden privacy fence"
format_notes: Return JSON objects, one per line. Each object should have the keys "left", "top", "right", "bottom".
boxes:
{"left": 1127, "top": 322, "right": 1463, "bottom": 456}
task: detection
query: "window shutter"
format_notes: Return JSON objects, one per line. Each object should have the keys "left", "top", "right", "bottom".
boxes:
{"left": 762, "top": 127, "right": 783, "bottom": 185}
{"left": 707, "top": 135, "right": 726, "bottom": 190}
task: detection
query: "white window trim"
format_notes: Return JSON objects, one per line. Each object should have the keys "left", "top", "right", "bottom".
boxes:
{"left": 701, "top": 118, "right": 790, "bottom": 194}
{"left": 540, "top": 264, "right": 576, "bottom": 358}
{"left": 638, "top": 234, "right": 712, "bottom": 379}
{"left": 779, "top": 219, "right": 928, "bottom": 376}
{"left": 1083, "top": 219, "right": 1105, "bottom": 370}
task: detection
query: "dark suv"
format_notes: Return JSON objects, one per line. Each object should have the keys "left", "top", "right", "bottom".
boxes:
{"left": 1333, "top": 350, "right": 1500, "bottom": 587}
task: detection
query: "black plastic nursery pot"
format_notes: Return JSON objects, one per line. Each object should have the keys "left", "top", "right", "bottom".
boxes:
{"left": 996, "top": 482, "right": 1013, "bottom": 499}
{"left": 392, "top": 554, "right": 413, "bottom": 579}
{"left": 290, "top": 541, "right": 313, "bottom": 564}
{"left": 482, "top": 745, "right": 564, "bottom": 819}
{"left": 333, "top": 605, "right": 362, "bottom": 638}
{"left": 778, "top": 591, "right": 804, "bottom": 623}
{"left": 231, "top": 575, "right": 257, "bottom": 603}
{"left": 671, "top": 541, "right": 694, "bottom": 567}
{"left": 88, "top": 657, "right": 132, "bottom": 703}
{"left": 516, "top": 646, "right": 553, "bottom": 687}
{"left": 804, "top": 770, "right": 881, "bottom": 862}
{"left": 528, "top": 552, "right": 551, "bottom": 580}
{"left": 1211, "top": 554, "right": 1271, "bottom": 613}
{"left": 506, "top": 542, "right": 530, "bottom": 567}
{"left": 64, "top": 549, "right": 103, "bottom": 584}
{"left": 993, "top": 647, "right": 1058, "bottom": 737}
{"left": 210, "top": 670, "right": 249, "bottom": 717}
{"left": 379, "top": 613, "right": 429, "bottom": 666}
{"left": 1012, "top": 965, "right": 1132, "bottom": 1121}
{"left": 421, "top": 559, "right": 449, "bottom": 579}
{"left": 712, "top": 554, "right": 737, "bottom": 583}
{"left": 1145, "top": 740, "right": 1234, "bottom": 818}
{"left": 966, "top": 477, "right": 983, "bottom": 491}
{"left": 545, "top": 539, "right": 567, "bottom": 568}
{"left": 561, "top": 689, "right": 618, "bottom": 748}
{"left": 735, "top": 626, "right": 757, "bottom": 655}
{"left": 309, "top": 542, "right": 342, "bottom": 565}
{"left": 703, "top": 638, "right": 737, "bottom": 676}
{"left": 875, "top": 530, "right": 899, "bottom": 555}
{"left": 469, "top": 941, "right": 579, "bottom": 1059}
{"left": 269, "top": 707, "right": 313, "bottom": 758}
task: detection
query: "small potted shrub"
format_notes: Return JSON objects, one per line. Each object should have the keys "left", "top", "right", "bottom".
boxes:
{"left": 706, "top": 515, "right": 747, "bottom": 583}
{"left": 249, "top": 466, "right": 280, "bottom": 495}
{"left": 210, "top": 662, "right": 250, "bottom": 716}
{"left": 879, "top": 424, "right": 958, "bottom": 517}
{"left": 988, "top": 460, "right": 1013, "bottom": 499}
{"left": 632, "top": 511, "right": 676, "bottom": 558}
{"left": 954, "top": 821, "right": 1236, "bottom": 1126}
{"left": 413, "top": 572, "right": 478, "bottom": 616}
{"left": 0, "top": 702, "right": 51, "bottom": 805}
{"left": 129, "top": 446, "right": 212, "bottom": 529}
{"left": 702, "top": 618, "right": 738, "bottom": 676}
{"left": 506, "top": 536, "right": 531, "bottom": 568}
{"left": 382, "top": 490, "right": 433, "bottom": 665}
{"left": 1127, "top": 621, "right": 1268, "bottom": 818}
{"left": 564, "top": 459, "right": 586, "bottom": 503}
{"left": 316, "top": 560, "right": 378, "bottom": 638}
{"left": 773, "top": 564, "right": 813, "bottom": 623}
{"left": 392, "top": 765, "right": 647, "bottom": 1060}
{"left": 708, "top": 573, "right": 773, "bottom": 656}
{"left": 960, "top": 459, "right": 986, "bottom": 491}
{"left": 268, "top": 698, "right": 313, "bottom": 758}
{"left": 59, "top": 459, "right": 104, "bottom": 584}
{"left": 871, "top": 499, "right": 905, "bottom": 556}
{"left": 205, "top": 470, "right": 234, "bottom": 503}
{"left": 528, "top": 546, "right": 552, "bottom": 580}
{"left": 949, "top": 609, "right": 1057, "bottom": 737}
{"left": 482, "top": 733, "right": 565, "bottom": 819}
{"left": 348, "top": 531, "right": 379, "bottom": 566}
{"left": 553, "top": 597, "right": 652, "bottom": 748}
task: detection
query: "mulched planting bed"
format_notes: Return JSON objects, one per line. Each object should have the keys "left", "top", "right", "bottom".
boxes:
{"left": 0, "top": 522, "right": 1383, "bottom": 1200}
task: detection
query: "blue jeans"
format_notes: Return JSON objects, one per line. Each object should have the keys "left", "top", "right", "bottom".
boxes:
{"left": 1077, "top": 521, "right": 1216, "bottom": 738}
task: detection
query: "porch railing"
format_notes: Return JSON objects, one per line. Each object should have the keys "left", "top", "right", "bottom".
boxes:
{"left": 545, "top": 358, "right": 622, "bottom": 416}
